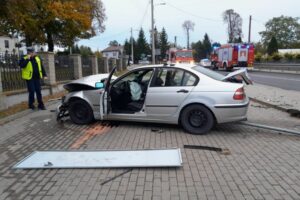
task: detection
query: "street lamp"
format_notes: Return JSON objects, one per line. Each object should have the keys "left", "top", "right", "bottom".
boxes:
{"left": 151, "top": 1, "right": 166, "bottom": 64}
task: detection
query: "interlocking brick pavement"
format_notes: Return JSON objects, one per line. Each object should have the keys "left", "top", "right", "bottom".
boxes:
{"left": 0, "top": 101, "right": 300, "bottom": 200}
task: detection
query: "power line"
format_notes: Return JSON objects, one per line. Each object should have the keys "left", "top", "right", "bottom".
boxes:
{"left": 163, "top": 1, "right": 222, "bottom": 23}
{"left": 139, "top": 1, "right": 151, "bottom": 28}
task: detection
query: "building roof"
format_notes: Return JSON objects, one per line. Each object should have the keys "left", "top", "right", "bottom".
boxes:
{"left": 102, "top": 45, "right": 123, "bottom": 52}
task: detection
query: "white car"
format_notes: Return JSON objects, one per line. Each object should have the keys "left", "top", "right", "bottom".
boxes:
{"left": 57, "top": 64, "right": 252, "bottom": 134}
{"left": 199, "top": 59, "right": 212, "bottom": 68}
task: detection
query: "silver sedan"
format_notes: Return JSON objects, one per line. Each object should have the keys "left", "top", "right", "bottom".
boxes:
{"left": 57, "top": 64, "right": 252, "bottom": 134}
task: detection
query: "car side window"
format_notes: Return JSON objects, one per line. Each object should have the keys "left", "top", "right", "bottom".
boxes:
{"left": 182, "top": 71, "right": 197, "bottom": 86}
{"left": 152, "top": 68, "right": 197, "bottom": 87}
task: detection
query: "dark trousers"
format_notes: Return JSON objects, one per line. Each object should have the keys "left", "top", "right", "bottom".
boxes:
{"left": 26, "top": 79, "right": 44, "bottom": 108}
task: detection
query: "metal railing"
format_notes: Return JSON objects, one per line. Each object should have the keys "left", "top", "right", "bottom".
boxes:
{"left": 0, "top": 53, "right": 27, "bottom": 92}
{"left": 98, "top": 58, "right": 105, "bottom": 73}
{"left": 55, "top": 55, "right": 75, "bottom": 82}
{"left": 82, "top": 57, "right": 92, "bottom": 77}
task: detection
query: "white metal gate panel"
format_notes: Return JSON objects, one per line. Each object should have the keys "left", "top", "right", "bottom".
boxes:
{"left": 13, "top": 149, "right": 182, "bottom": 169}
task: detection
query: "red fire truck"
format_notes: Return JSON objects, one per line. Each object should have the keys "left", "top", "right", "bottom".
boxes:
{"left": 167, "top": 48, "right": 194, "bottom": 64}
{"left": 211, "top": 43, "right": 254, "bottom": 71}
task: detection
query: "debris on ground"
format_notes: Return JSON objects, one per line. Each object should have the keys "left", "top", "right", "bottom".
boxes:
{"left": 151, "top": 128, "right": 164, "bottom": 133}
{"left": 287, "top": 109, "right": 300, "bottom": 118}
{"left": 183, "top": 145, "right": 231, "bottom": 155}
{"left": 101, "top": 169, "right": 132, "bottom": 185}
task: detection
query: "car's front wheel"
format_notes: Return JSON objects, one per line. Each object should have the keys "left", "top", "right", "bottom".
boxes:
{"left": 69, "top": 99, "right": 94, "bottom": 124}
{"left": 180, "top": 105, "right": 214, "bottom": 135}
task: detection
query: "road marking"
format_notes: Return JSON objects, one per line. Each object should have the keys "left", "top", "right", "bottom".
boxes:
{"left": 252, "top": 74, "right": 300, "bottom": 82}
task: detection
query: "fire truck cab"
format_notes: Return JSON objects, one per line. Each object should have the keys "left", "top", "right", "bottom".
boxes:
{"left": 212, "top": 43, "right": 254, "bottom": 71}
{"left": 167, "top": 48, "right": 194, "bottom": 64}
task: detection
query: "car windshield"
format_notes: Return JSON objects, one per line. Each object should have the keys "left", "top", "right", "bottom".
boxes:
{"left": 176, "top": 51, "right": 193, "bottom": 58}
{"left": 192, "top": 66, "right": 225, "bottom": 81}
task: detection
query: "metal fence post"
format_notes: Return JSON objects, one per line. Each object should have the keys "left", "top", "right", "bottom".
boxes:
{"left": 90, "top": 55, "right": 98, "bottom": 75}
{"left": 70, "top": 54, "right": 82, "bottom": 79}
{"left": 0, "top": 69, "right": 8, "bottom": 110}
{"left": 39, "top": 52, "right": 56, "bottom": 86}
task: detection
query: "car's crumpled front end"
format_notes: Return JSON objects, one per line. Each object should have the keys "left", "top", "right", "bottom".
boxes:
{"left": 56, "top": 96, "right": 69, "bottom": 121}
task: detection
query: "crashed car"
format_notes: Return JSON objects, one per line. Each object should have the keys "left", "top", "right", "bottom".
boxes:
{"left": 57, "top": 64, "right": 252, "bottom": 134}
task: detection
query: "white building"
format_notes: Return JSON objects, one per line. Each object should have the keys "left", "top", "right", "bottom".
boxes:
{"left": 278, "top": 49, "right": 300, "bottom": 55}
{"left": 102, "top": 45, "right": 124, "bottom": 59}
{"left": 0, "top": 35, "right": 19, "bottom": 54}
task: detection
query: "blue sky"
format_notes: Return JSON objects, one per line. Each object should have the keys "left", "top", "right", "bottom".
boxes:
{"left": 78, "top": 0, "right": 300, "bottom": 51}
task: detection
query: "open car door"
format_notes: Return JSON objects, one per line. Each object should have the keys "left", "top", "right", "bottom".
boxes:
{"left": 222, "top": 68, "right": 253, "bottom": 85}
{"left": 100, "top": 67, "right": 117, "bottom": 118}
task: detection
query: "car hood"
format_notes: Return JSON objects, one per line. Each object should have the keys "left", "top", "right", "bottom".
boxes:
{"left": 63, "top": 74, "right": 117, "bottom": 92}
{"left": 222, "top": 68, "right": 253, "bottom": 85}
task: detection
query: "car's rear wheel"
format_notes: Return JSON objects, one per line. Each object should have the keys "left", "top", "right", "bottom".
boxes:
{"left": 69, "top": 99, "right": 94, "bottom": 124}
{"left": 180, "top": 105, "right": 214, "bottom": 135}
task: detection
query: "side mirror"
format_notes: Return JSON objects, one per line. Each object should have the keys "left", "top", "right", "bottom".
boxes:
{"left": 95, "top": 82, "right": 104, "bottom": 89}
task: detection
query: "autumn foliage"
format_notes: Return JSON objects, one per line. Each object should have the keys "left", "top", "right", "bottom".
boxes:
{"left": 0, "top": 0, "right": 106, "bottom": 51}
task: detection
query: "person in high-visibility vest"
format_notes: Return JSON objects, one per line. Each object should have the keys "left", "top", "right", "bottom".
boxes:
{"left": 19, "top": 47, "right": 48, "bottom": 110}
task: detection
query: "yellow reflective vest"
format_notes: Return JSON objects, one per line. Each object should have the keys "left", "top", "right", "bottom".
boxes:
{"left": 21, "top": 56, "right": 43, "bottom": 80}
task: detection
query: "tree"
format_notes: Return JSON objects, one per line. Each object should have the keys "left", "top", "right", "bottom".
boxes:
{"left": 223, "top": 9, "right": 243, "bottom": 43}
{"left": 267, "top": 36, "right": 278, "bottom": 55}
{"left": 202, "top": 33, "right": 212, "bottom": 57}
{"left": 109, "top": 40, "right": 119, "bottom": 46}
{"left": 123, "top": 39, "right": 131, "bottom": 55}
{"left": 192, "top": 41, "right": 204, "bottom": 62}
{"left": 254, "top": 41, "right": 267, "bottom": 55}
{"left": 260, "top": 16, "right": 300, "bottom": 49}
{"left": 182, "top": 20, "right": 195, "bottom": 49}
{"left": 135, "top": 28, "right": 150, "bottom": 62}
{"left": 159, "top": 27, "right": 170, "bottom": 60}
{"left": 0, "top": 0, "right": 106, "bottom": 52}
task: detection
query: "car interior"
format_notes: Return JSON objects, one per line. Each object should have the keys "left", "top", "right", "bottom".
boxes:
{"left": 110, "top": 69, "right": 153, "bottom": 113}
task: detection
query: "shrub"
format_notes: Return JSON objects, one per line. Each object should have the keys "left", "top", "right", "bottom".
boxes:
{"left": 272, "top": 53, "right": 282, "bottom": 61}
{"left": 295, "top": 54, "right": 300, "bottom": 60}
{"left": 284, "top": 53, "right": 294, "bottom": 61}
{"left": 255, "top": 52, "right": 262, "bottom": 62}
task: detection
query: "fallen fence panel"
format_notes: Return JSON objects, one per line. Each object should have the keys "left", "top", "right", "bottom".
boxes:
{"left": 13, "top": 149, "right": 182, "bottom": 169}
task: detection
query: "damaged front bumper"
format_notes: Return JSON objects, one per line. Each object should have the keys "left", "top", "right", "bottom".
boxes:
{"left": 56, "top": 97, "right": 69, "bottom": 121}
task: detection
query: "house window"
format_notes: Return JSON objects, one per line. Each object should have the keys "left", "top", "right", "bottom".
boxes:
{"left": 113, "top": 52, "right": 117, "bottom": 57}
{"left": 4, "top": 40, "right": 9, "bottom": 48}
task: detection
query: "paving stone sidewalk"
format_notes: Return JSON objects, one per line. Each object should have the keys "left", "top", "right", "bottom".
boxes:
{"left": 0, "top": 99, "right": 300, "bottom": 200}
{"left": 245, "top": 83, "right": 300, "bottom": 111}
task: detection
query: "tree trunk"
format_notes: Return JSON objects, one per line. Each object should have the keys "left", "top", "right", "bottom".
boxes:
{"left": 187, "top": 29, "right": 190, "bottom": 49}
{"left": 47, "top": 32, "right": 54, "bottom": 52}
{"left": 25, "top": 34, "right": 33, "bottom": 47}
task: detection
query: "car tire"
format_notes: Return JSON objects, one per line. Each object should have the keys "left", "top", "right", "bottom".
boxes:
{"left": 180, "top": 104, "right": 214, "bottom": 135}
{"left": 69, "top": 99, "right": 94, "bottom": 125}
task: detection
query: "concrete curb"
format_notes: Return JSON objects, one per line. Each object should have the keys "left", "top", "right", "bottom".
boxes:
{"left": 250, "top": 68, "right": 300, "bottom": 75}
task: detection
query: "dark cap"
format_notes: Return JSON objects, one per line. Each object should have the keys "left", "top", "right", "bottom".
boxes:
{"left": 26, "top": 47, "right": 35, "bottom": 53}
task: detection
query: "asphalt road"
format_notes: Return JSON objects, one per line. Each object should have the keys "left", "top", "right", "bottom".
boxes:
{"left": 249, "top": 71, "right": 300, "bottom": 91}
{"left": 218, "top": 70, "right": 300, "bottom": 91}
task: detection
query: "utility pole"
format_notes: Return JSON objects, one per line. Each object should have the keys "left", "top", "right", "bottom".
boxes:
{"left": 151, "top": 0, "right": 155, "bottom": 64}
{"left": 174, "top": 36, "right": 177, "bottom": 48}
{"left": 248, "top": 15, "right": 252, "bottom": 43}
{"left": 131, "top": 28, "right": 134, "bottom": 64}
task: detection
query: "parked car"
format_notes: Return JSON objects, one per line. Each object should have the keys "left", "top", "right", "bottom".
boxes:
{"left": 199, "top": 58, "right": 212, "bottom": 68}
{"left": 138, "top": 59, "right": 150, "bottom": 64}
{"left": 57, "top": 64, "right": 252, "bottom": 134}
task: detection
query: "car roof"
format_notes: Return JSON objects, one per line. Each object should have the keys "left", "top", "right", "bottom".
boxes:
{"left": 131, "top": 63, "right": 197, "bottom": 71}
